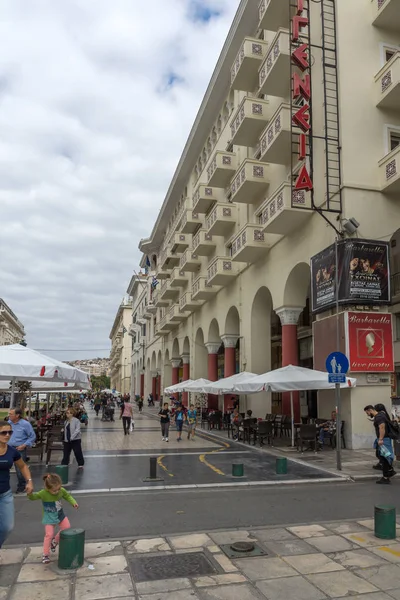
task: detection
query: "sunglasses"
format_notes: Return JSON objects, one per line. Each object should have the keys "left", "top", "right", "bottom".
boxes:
{"left": 0, "top": 431, "right": 12, "bottom": 436}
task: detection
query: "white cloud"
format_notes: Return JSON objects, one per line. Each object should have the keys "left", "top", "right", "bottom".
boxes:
{"left": 0, "top": 0, "right": 240, "bottom": 360}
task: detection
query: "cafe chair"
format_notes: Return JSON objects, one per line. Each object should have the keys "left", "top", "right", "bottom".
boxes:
{"left": 297, "top": 424, "right": 318, "bottom": 453}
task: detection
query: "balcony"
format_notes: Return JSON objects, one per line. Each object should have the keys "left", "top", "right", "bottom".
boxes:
{"left": 375, "top": 53, "right": 400, "bottom": 110}
{"left": 157, "top": 316, "right": 173, "bottom": 334}
{"left": 192, "top": 184, "right": 222, "bottom": 214}
{"left": 179, "top": 292, "right": 203, "bottom": 314}
{"left": 181, "top": 208, "right": 202, "bottom": 234}
{"left": 154, "top": 291, "right": 169, "bottom": 308}
{"left": 230, "top": 159, "right": 270, "bottom": 204}
{"left": 192, "top": 276, "right": 219, "bottom": 301}
{"left": 259, "top": 29, "right": 290, "bottom": 98}
{"left": 206, "top": 203, "right": 236, "bottom": 236}
{"left": 230, "top": 97, "right": 270, "bottom": 147}
{"left": 160, "top": 280, "right": 179, "bottom": 301}
{"left": 179, "top": 249, "right": 201, "bottom": 273}
{"left": 231, "top": 37, "right": 269, "bottom": 92}
{"left": 259, "top": 0, "right": 291, "bottom": 31}
{"left": 372, "top": 0, "right": 400, "bottom": 30}
{"left": 154, "top": 265, "right": 170, "bottom": 280}
{"left": 169, "top": 304, "right": 187, "bottom": 325}
{"left": 143, "top": 308, "right": 152, "bottom": 320}
{"left": 159, "top": 246, "right": 180, "bottom": 270}
{"left": 259, "top": 103, "right": 291, "bottom": 164}
{"left": 379, "top": 145, "right": 400, "bottom": 193}
{"left": 170, "top": 267, "right": 189, "bottom": 288}
{"left": 207, "top": 151, "right": 237, "bottom": 187}
{"left": 259, "top": 182, "right": 312, "bottom": 235}
{"left": 147, "top": 300, "right": 157, "bottom": 315}
{"left": 230, "top": 224, "right": 269, "bottom": 263}
{"left": 207, "top": 257, "right": 241, "bottom": 286}
{"left": 170, "top": 233, "right": 191, "bottom": 254}
{"left": 192, "top": 229, "right": 216, "bottom": 256}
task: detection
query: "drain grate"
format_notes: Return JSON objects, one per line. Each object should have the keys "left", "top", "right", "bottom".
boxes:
{"left": 220, "top": 541, "right": 267, "bottom": 559}
{"left": 128, "top": 552, "right": 217, "bottom": 582}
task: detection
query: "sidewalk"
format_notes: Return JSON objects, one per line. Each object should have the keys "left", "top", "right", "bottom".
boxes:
{"left": 2, "top": 517, "right": 400, "bottom": 600}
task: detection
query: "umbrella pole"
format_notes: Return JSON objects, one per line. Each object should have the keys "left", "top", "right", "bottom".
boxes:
{"left": 28, "top": 391, "right": 32, "bottom": 418}
{"left": 10, "top": 378, "right": 15, "bottom": 409}
{"left": 290, "top": 391, "right": 295, "bottom": 448}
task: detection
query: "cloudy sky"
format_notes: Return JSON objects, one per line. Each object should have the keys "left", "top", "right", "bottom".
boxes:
{"left": 0, "top": 0, "right": 240, "bottom": 360}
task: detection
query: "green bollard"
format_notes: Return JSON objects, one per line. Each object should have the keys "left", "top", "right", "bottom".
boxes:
{"left": 58, "top": 529, "right": 85, "bottom": 570}
{"left": 374, "top": 505, "right": 396, "bottom": 540}
{"left": 55, "top": 465, "right": 69, "bottom": 485}
{"left": 276, "top": 457, "right": 288, "bottom": 475}
{"left": 232, "top": 463, "right": 244, "bottom": 477}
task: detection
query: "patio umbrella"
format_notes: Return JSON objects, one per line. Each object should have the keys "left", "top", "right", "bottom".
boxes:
{"left": 164, "top": 380, "right": 193, "bottom": 395}
{"left": 201, "top": 371, "right": 258, "bottom": 395}
{"left": 180, "top": 378, "right": 212, "bottom": 392}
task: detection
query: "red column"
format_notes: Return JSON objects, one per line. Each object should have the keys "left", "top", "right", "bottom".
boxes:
{"left": 206, "top": 343, "right": 220, "bottom": 410}
{"left": 151, "top": 374, "right": 157, "bottom": 400}
{"left": 182, "top": 355, "right": 190, "bottom": 407}
{"left": 140, "top": 373, "right": 144, "bottom": 398}
{"left": 276, "top": 307, "right": 303, "bottom": 422}
{"left": 171, "top": 359, "right": 181, "bottom": 401}
{"left": 222, "top": 335, "right": 239, "bottom": 412}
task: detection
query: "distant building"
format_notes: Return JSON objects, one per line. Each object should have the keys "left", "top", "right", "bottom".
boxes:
{"left": 109, "top": 296, "right": 133, "bottom": 394}
{"left": 0, "top": 299, "right": 25, "bottom": 346}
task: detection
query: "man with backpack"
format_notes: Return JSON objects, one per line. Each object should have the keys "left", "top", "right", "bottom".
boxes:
{"left": 364, "top": 404, "right": 398, "bottom": 484}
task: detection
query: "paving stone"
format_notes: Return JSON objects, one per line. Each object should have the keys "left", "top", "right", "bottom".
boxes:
{"left": 324, "top": 521, "right": 372, "bottom": 534}
{"left": 193, "top": 574, "right": 247, "bottom": 587}
{"left": 74, "top": 573, "right": 134, "bottom": 600}
{"left": 0, "top": 588, "right": 9, "bottom": 600}
{"left": 257, "top": 575, "right": 327, "bottom": 600}
{"left": 212, "top": 554, "right": 238, "bottom": 573}
{"left": 358, "top": 519, "right": 400, "bottom": 532}
{"left": 169, "top": 534, "right": 212, "bottom": 550}
{"left": 136, "top": 577, "right": 191, "bottom": 595}
{"left": 369, "top": 545, "right": 400, "bottom": 563}
{"left": 355, "top": 564, "right": 400, "bottom": 590}
{"left": 209, "top": 531, "right": 257, "bottom": 545}
{"left": 126, "top": 538, "right": 170, "bottom": 553}
{"left": 10, "top": 579, "right": 72, "bottom": 600}
{"left": 17, "top": 563, "right": 68, "bottom": 582}
{"left": 307, "top": 570, "right": 379, "bottom": 597}
{"left": 330, "top": 594, "right": 395, "bottom": 600}
{"left": 262, "top": 539, "right": 316, "bottom": 556}
{"left": 387, "top": 589, "right": 400, "bottom": 599}
{"left": 252, "top": 528, "right": 298, "bottom": 543}
{"left": 328, "top": 549, "right": 389, "bottom": 569}
{"left": 0, "top": 548, "right": 25, "bottom": 565}
{"left": 234, "top": 557, "right": 297, "bottom": 581}
{"left": 176, "top": 548, "right": 204, "bottom": 554}
{"left": 23, "top": 546, "right": 47, "bottom": 563}
{"left": 199, "top": 583, "right": 262, "bottom": 600}
{"left": 76, "top": 555, "right": 128, "bottom": 578}
{"left": 283, "top": 553, "right": 344, "bottom": 574}
{"left": 83, "top": 541, "right": 123, "bottom": 558}
{"left": 343, "top": 533, "right": 398, "bottom": 548}
{"left": 208, "top": 546, "right": 221, "bottom": 554}
{"left": 138, "top": 590, "right": 198, "bottom": 600}
{"left": 0, "top": 564, "right": 21, "bottom": 587}
{"left": 287, "top": 525, "right": 328, "bottom": 539}
{"left": 305, "top": 535, "right": 356, "bottom": 553}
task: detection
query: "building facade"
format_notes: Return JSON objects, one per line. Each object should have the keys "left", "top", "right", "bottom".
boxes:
{"left": 0, "top": 299, "right": 25, "bottom": 346}
{"left": 132, "top": 0, "right": 400, "bottom": 449}
{"left": 126, "top": 273, "right": 151, "bottom": 399}
{"left": 109, "top": 298, "right": 132, "bottom": 394}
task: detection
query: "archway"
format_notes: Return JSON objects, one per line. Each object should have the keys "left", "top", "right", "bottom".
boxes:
{"left": 172, "top": 338, "right": 180, "bottom": 359}
{"left": 251, "top": 287, "right": 273, "bottom": 374}
{"left": 283, "top": 262, "right": 310, "bottom": 308}
{"left": 163, "top": 349, "right": 172, "bottom": 392}
{"left": 208, "top": 318, "right": 221, "bottom": 344}
{"left": 194, "top": 328, "right": 208, "bottom": 379}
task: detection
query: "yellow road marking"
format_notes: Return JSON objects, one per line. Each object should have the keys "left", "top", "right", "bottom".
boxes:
{"left": 199, "top": 453, "right": 225, "bottom": 476}
{"left": 378, "top": 546, "right": 400, "bottom": 557}
{"left": 157, "top": 455, "right": 174, "bottom": 478}
{"left": 350, "top": 536, "right": 366, "bottom": 542}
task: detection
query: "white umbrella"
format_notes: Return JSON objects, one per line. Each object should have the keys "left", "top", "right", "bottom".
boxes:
{"left": 180, "top": 378, "right": 212, "bottom": 392}
{"left": 164, "top": 380, "right": 193, "bottom": 395}
{"left": 201, "top": 371, "right": 258, "bottom": 395}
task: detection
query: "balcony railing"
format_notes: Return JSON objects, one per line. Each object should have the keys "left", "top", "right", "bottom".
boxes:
{"left": 230, "top": 96, "right": 270, "bottom": 147}
{"left": 147, "top": 300, "right": 157, "bottom": 314}
{"left": 192, "top": 229, "right": 216, "bottom": 256}
{"left": 231, "top": 37, "right": 269, "bottom": 92}
{"left": 170, "top": 233, "right": 191, "bottom": 254}
{"left": 259, "top": 103, "right": 291, "bottom": 165}
{"left": 169, "top": 304, "right": 186, "bottom": 325}
{"left": 230, "top": 159, "right": 270, "bottom": 204}
{"left": 179, "top": 292, "right": 202, "bottom": 314}
{"left": 179, "top": 249, "right": 201, "bottom": 273}
{"left": 258, "top": 182, "right": 312, "bottom": 236}
{"left": 192, "top": 276, "right": 219, "bottom": 301}
{"left": 181, "top": 208, "right": 202, "bottom": 234}
{"left": 170, "top": 267, "right": 189, "bottom": 288}
{"left": 372, "top": 0, "right": 400, "bottom": 30}
{"left": 230, "top": 224, "right": 269, "bottom": 263}
{"left": 192, "top": 184, "right": 222, "bottom": 214}
{"left": 206, "top": 203, "right": 236, "bottom": 236}
{"left": 207, "top": 151, "right": 237, "bottom": 187}
{"left": 207, "top": 257, "right": 241, "bottom": 286}
{"left": 379, "top": 144, "right": 400, "bottom": 193}
{"left": 259, "top": 29, "right": 290, "bottom": 98}
{"left": 375, "top": 52, "right": 400, "bottom": 109}
{"left": 160, "top": 280, "right": 179, "bottom": 301}
{"left": 259, "top": 0, "right": 291, "bottom": 32}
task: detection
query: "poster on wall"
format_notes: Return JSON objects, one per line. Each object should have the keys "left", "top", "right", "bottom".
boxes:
{"left": 345, "top": 312, "right": 394, "bottom": 372}
{"left": 311, "top": 239, "right": 391, "bottom": 313}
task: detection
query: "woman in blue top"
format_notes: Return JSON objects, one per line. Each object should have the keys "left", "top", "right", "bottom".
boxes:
{"left": 0, "top": 422, "right": 33, "bottom": 548}
{"left": 174, "top": 405, "right": 185, "bottom": 442}
{"left": 186, "top": 404, "right": 197, "bottom": 441}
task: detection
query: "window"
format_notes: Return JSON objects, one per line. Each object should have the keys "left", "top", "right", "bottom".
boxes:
{"left": 390, "top": 132, "right": 400, "bottom": 151}
{"left": 386, "top": 49, "right": 396, "bottom": 62}
{"left": 396, "top": 314, "right": 400, "bottom": 341}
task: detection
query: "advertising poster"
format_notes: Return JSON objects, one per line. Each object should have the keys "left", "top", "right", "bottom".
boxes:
{"left": 310, "top": 244, "right": 336, "bottom": 313}
{"left": 345, "top": 312, "right": 394, "bottom": 372}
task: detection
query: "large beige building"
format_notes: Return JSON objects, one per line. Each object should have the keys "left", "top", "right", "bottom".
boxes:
{"left": 0, "top": 299, "right": 25, "bottom": 346}
{"left": 109, "top": 297, "right": 132, "bottom": 394}
{"left": 132, "top": 0, "right": 400, "bottom": 449}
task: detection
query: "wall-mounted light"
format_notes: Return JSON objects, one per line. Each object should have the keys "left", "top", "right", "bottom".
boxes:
{"left": 342, "top": 217, "right": 360, "bottom": 235}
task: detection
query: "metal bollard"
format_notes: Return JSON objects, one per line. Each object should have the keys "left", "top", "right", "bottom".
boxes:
{"left": 58, "top": 528, "right": 85, "bottom": 570}
{"left": 375, "top": 505, "right": 396, "bottom": 540}
{"left": 276, "top": 457, "right": 288, "bottom": 475}
{"left": 143, "top": 457, "right": 163, "bottom": 482}
{"left": 232, "top": 463, "right": 244, "bottom": 477}
{"left": 55, "top": 465, "right": 69, "bottom": 485}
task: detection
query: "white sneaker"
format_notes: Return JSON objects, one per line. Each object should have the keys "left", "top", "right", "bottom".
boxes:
{"left": 162, "top": 437, "right": 165, "bottom": 441}
{"left": 166, "top": 438, "right": 169, "bottom": 442}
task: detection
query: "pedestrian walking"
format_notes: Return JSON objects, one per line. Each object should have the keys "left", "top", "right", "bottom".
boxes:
{"left": 138, "top": 397, "right": 144, "bottom": 413}
{"left": 186, "top": 404, "right": 197, "bottom": 440}
{"left": 120, "top": 399, "right": 134, "bottom": 435}
{"left": 0, "top": 422, "right": 33, "bottom": 548}
{"left": 159, "top": 402, "right": 170, "bottom": 442}
{"left": 61, "top": 408, "right": 85, "bottom": 469}
{"left": 174, "top": 404, "right": 185, "bottom": 442}
{"left": 28, "top": 473, "right": 78, "bottom": 564}
{"left": 364, "top": 404, "right": 396, "bottom": 484}
{"left": 8, "top": 409, "right": 36, "bottom": 493}
{"left": 94, "top": 397, "right": 101, "bottom": 417}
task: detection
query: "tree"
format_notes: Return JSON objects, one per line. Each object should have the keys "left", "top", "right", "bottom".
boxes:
{"left": 91, "top": 374, "right": 111, "bottom": 391}
{"left": 9, "top": 380, "right": 32, "bottom": 412}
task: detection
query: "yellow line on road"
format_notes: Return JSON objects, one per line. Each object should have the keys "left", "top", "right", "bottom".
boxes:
{"left": 199, "top": 453, "right": 225, "bottom": 476}
{"left": 157, "top": 455, "right": 174, "bottom": 478}
{"left": 378, "top": 546, "right": 400, "bottom": 557}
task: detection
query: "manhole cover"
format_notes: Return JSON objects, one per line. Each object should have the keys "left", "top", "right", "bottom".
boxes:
{"left": 230, "top": 542, "right": 255, "bottom": 553}
{"left": 129, "top": 552, "right": 217, "bottom": 582}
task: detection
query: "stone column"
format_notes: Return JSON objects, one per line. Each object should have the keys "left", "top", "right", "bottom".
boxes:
{"left": 171, "top": 359, "right": 181, "bottom": 401}
{"left": 276, "top": 307, "right": 303, "bottom": 421}
{"left": 205, "top": 342, "right": 220, "bottom": 410}
{"left": 140, "top": 371, "right": 145, "bottom": 398}
{"left": 181, "top": 354, "right": 190, "bottom": 407}
{"left": 151, "top": 370, "right": 157, "bottom": 402}
{"left": 221, "top": 334, "right": 239, "bottom": 412}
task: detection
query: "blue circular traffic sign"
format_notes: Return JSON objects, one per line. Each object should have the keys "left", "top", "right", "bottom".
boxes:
{"left": 325, "top": 352, "right": 349, "bottom": 375}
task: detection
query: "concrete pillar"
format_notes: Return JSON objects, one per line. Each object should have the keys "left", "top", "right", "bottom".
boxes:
{"left": 205, "top": 343, "right": 220, "bottom": 410}
{"left": 151, "top": 371, "right": 157, "bottom": 401}
{"left": 276, "top": 307, "right": 303, "bottom": 421}
{"left": 140, "top": 372, "right": 145, "bottom": 398}
{"left": 181, "top": 354, "right": 190, "bottom": 407}
{"left": 171, "top": 359, "right": 181, "bottom": 401}
{"left": 221, "top": 334, "right": 239, "bottom": 412}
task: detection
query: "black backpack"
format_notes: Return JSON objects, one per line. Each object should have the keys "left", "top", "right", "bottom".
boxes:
{"left": 387, "top": 419, "right": 400, "bottom": 440}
